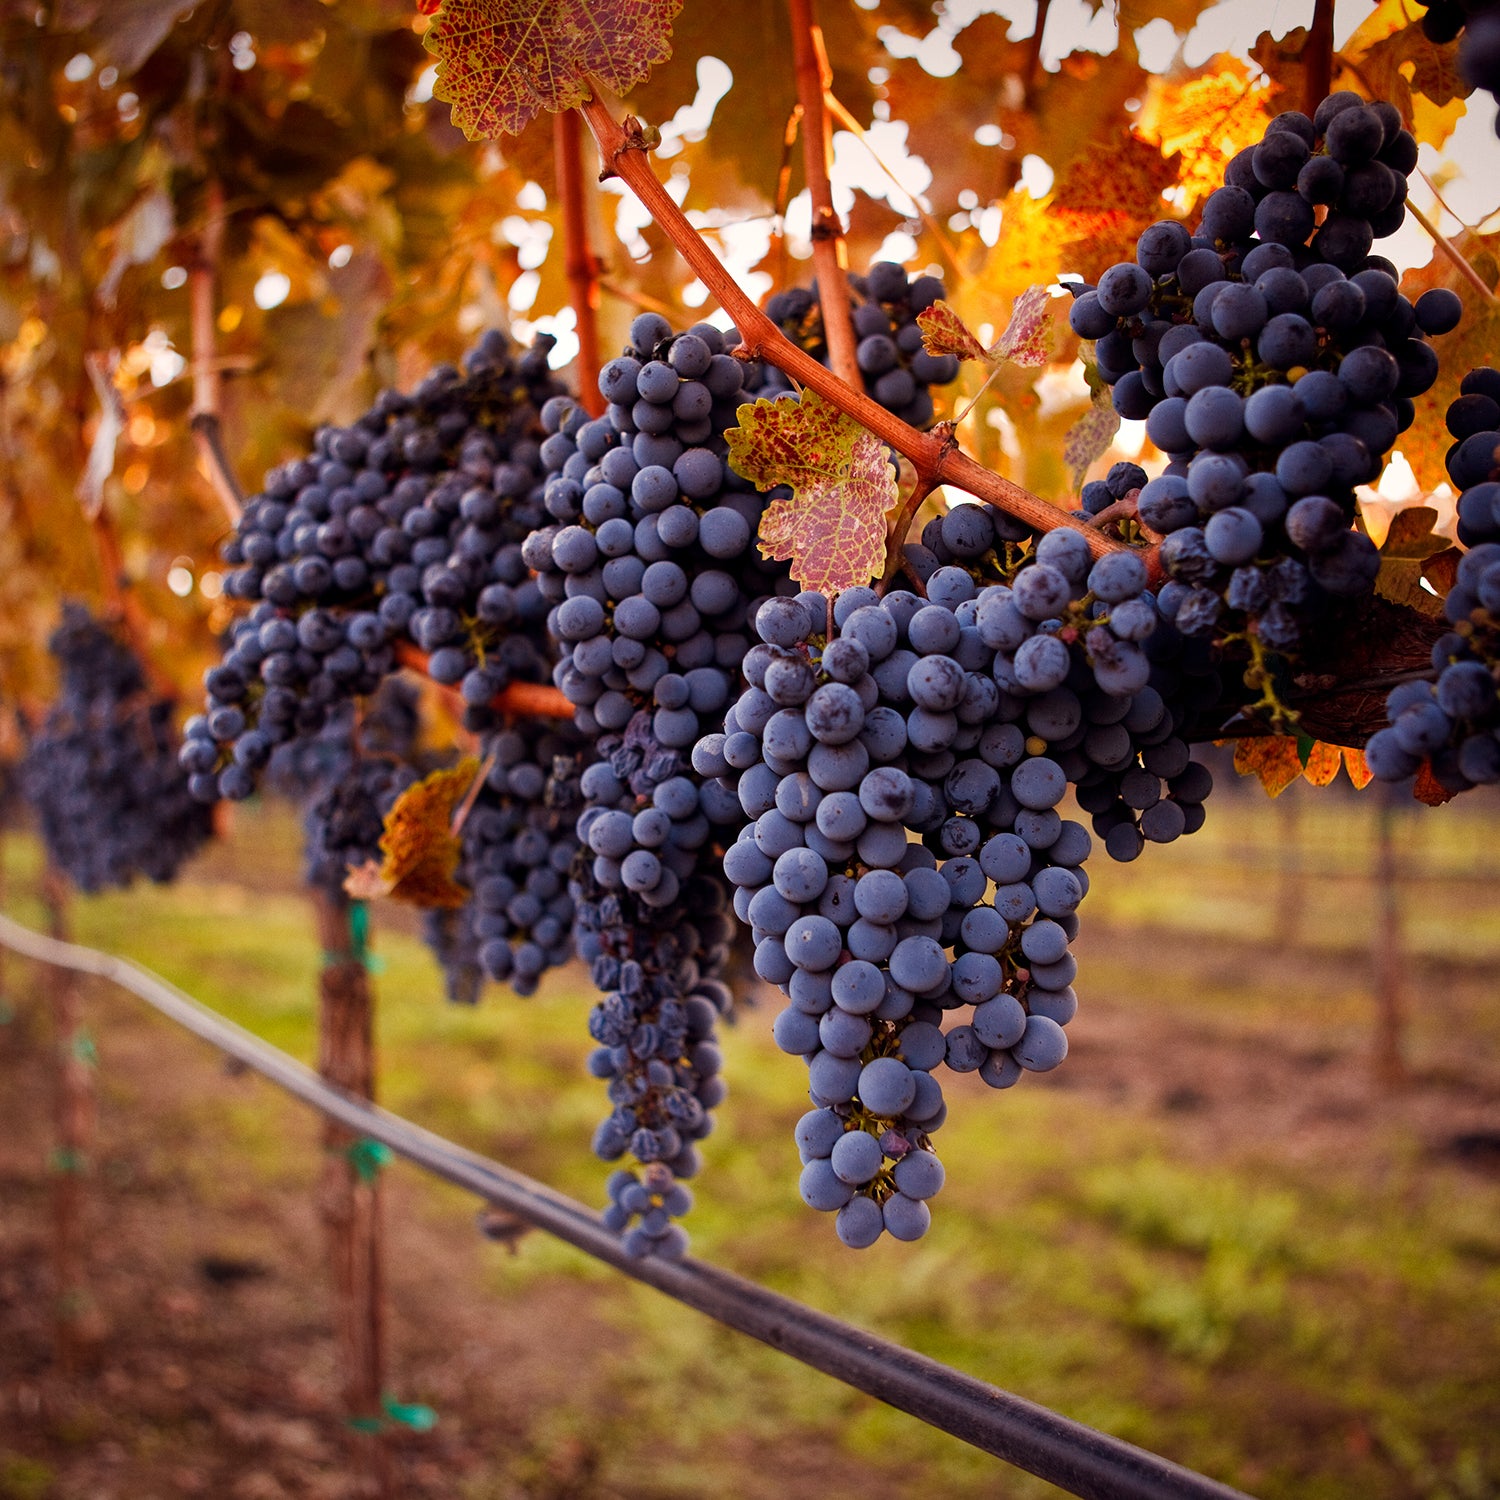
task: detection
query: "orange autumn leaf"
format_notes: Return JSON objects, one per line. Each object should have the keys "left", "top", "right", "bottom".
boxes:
{"left": 1301, "top": 740, "right": 1344, "bottom": 787}
{"left": 1142, "top": 63, "right": 1278, "bottom": 210}
{"left": 1343, "top": 747, "right": 1375, "bottom": 790}
{"left": 344, "top": 758, "right": 479, "bottom": 907}
{"left": 1233, "top": 736, "right": 1304, "bottom": 797}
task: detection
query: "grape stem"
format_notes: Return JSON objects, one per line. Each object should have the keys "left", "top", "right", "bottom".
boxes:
{"left": 189, "top": 176, "right": 246, "bottom": 525}
{"left": 577, "top": 96, "right": 1137, "bottom": 564}
{"left": 1302, "top": 0, "right": 1335, "bottom": 120}
{"left": 878, "top": 457, "right": 944, "bottom": 593}
{"left": 767, "top": 101, "right": 805, "bottom": 292}
{"left": 1405, "top": 201, "right": 1500, "bottom": 310}
{"left": 392, "top": 641, "right": 575, "bottom": 720}
{"left": 555, "top": 109, "right": 605, "bottom": 417}
{"left": 787, "top": 0, "right": 862, "bottom": 392}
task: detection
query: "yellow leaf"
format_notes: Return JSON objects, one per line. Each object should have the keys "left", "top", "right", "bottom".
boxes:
{"left": 344, "top": 758, "right": 479, "bottom": 908}
{"left": 1233, "top": 736, "right": 1304, "bottom": 797}
{"left": 1141, "top": 62, "right": 1277, "bottom": 210}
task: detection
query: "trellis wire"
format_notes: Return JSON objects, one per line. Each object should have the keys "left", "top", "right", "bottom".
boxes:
{"left": 0, "top": 909, "right": 1254, "bottom": 1500}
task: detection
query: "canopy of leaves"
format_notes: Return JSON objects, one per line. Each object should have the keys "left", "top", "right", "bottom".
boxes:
{"left": 0, "top": 0, "right": 1491, "bottom": 730}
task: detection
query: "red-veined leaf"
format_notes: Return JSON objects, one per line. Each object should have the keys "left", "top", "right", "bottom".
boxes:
{"left": 989, "top": 284, "right": 1053, "bottom": 368}
{"left": 916, "top": 300, "right": 989, "bottom": 363}
{"left": 424, "top": 0, "right": 681, "bottom": 140}
{"left": 727, "top": 390, "right": 896, "bottom": 597}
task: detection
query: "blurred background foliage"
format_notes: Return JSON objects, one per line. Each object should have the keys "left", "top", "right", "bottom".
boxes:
{"left": 0, "top": 0, "right": 1495, "bottom": 713}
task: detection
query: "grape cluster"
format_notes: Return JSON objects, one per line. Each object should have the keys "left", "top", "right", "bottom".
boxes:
{"left": 181, "top": 329, "right": 563, "bottom": 802}
{"left": 526, "top": 312, "right": 805, "bottom": 1251}
{"left": 446, "top": 726, "right": 589, "bottom": 996}
{"left": 1366, "top": 373, "right": 1500, "bottom": 792}
{"left": 901, "top": 497, "right": 1221, "bottom": 859}
{"left": 271, "top": 682, "right": 425, "bottom": 893}
{"left": 762, "top": 260, "right": 961, "bottom": 426}
{"left": 1070, "top": 95, "right": 1461, "bottom": 660}
{"left": 575, "top": 836, "right": 735, "bottom": 1259}
{"left": 1449, "top": 366, "right": 1500, "bottom": 547}
{"left": 303, "top": 758, "right": 418, "bottom": 894}
{"left": 699, "top": 590, "right": 1097, "bottom": 1246}
{"left": 21, "top": 605, "right": 213, "bottom": 892}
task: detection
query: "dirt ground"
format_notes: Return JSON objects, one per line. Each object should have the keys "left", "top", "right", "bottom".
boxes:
{"left": 1, "top": 920, "right": 1497, "bottom": 1500}
{"left": 0, "top": 984, "right": 920, "bottom": 1500}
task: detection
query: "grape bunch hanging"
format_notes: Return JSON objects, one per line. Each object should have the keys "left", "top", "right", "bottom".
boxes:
{"left": 170, "top": 89, "right": 1500, "bottom": 1262}
{"left": 22, "top": 605, "right": 213, "bottom": 892}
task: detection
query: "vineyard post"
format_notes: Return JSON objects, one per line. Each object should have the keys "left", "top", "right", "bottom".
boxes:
{"left": 40, "top": 863, "right": 99, "bottom": 1371}
{"left": 1371, "top": 793, "right": 1408, "bottom": 1087}
{"left": 312, "top": 887, "right": 391, "bottom": 1498}
{"left": 181, "top": 181, "right": 393, "bottom": 1470}
{"left": 1274, "top": 795, "right": 1302, "bottom": 950}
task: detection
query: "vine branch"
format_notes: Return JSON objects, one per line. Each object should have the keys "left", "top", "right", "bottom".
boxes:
{"left": 189, "top": 177, "right": 245, "bottom": 525}
{"left": 393, "top": 642, "right": 574, "bottom": 720}
{"left": 787, "top": 0, "right": 861, "bottom": 392}
{"left": 1302, "top": 0, "right": 1335, "bottom": 120}
{"left": 768, "top": 101, "right": 804, "bottom": 291}
{"left": 1405, "top": 200, "right": 1500, "bottom": 309}
{"left": 557, "top": 109, "right": 604, "bottom": 415}
{"left": 578, "top": 97, "right": 1134, "bottom": 564}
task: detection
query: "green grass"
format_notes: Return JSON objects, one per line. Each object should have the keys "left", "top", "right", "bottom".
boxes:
{"left": 3, "top": 791, "right": 1499, "bottom": 1499}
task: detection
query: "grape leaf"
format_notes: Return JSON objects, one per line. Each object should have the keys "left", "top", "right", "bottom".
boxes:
{"left": 1301, "top": 739, "right": 1344, "bottom": 787}
{"left": 1049, "top": 131, "right": 1180, "bottom": 281}
{"left": 1413, "top": 760, "right": 1458, "bottom": 806}
{"left": 1063, "top": 366, "right": 1119, "bottom": 490}
{"left": 1343, "top": 747, "right": 1374, "bottom": 791}
{"left": 344, "top": 758, "right": 479, "bottom": 907}
{"left": 990, "top": 285, "right": 1053, "bottom": 368}
{"left": 1233, "top": 736, "right": 1304, "bottom": 797}
{"left": 1422, "top": 547, "right": 1461, "bottom": 597}
{"left": 727, "top": 390, "right": 896, "bottom": 597}
{"left": 1143, "top": 62, "right": 1277, "bottom": 210}
{"left": 1376, "top": 556, "right": 1445, "bottom": 617}
{"left": 917, "top": 301, "right": 989, "bottom": 364}
{"left": 1398, "top": 234, "right": 1500, "bottom": 490}
{"left": 424, "top": 0, "right": 682, "bottom": 140}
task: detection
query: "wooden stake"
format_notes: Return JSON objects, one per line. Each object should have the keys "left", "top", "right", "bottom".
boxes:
{"left": 1371, "top": 795, "right": 1408, "bottom": 1088}
{"left": 312, "top": 888, "right": 391, "bottom": 1497}
{"left": 41, "top": 865, "right": 100, "bottom": 1371}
